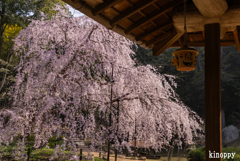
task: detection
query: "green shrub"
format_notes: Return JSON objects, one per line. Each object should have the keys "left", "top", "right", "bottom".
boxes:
{"left": 31, "top": 148, "right": 54, "bottom": 159}
{"left": 0, "top": 135, "right": 63, "bottom": 160}
{"left": 48, "top": 135, "right": 64, "bottom": 148}
{"left": 223, "top": 154, "right": 240, "bottom": 161}
{"left": 222, "top": 147, "right": 240, "bottom": 155}
{"left": 27, "top": 134, "right": 35, "bottom": 142}
{"left": 187, "top": 147, "right": 205, "bottom": 161}
{"left": 222, "top": 148, "right": 240, "bottom": 161}
{"left": 187, "top": 147, "right": 240, "bottom": 161}
{"left": 95, "top": 157, "right": 107, "bottom": 161}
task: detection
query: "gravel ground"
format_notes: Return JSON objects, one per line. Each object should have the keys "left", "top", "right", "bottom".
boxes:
{"left": 82, "top": 151, "right": 187, "bottom": 161}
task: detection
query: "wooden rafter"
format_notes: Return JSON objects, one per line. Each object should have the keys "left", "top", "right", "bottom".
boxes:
{"left": 152, "top": 3, "right": 160, "bottom": 9}
{"left": 125, "top": 0, "right": 184, "bottom": 34}
{"left": 92, "top": 0, "right": 121, "bottom": 16}
{"left": 171, "top": 41, "right": 236, "bottom": 47}
{"left": 164, "top": 13, "right": 170, "bottom": 19}
{"left": 110, "top": 0, "right": 158, "bottom": 26}
{"left": 233, "top": 28, "right": 240, "bottom": 51}
{"left": 135, "top": 20, "right": 172, "bottom": 41}
{"left": 62, "top": 0, "right": 149, "bottom": 47}
{"left": 139, "top": 11, "right": 146, "bottom": 17}
{"left": 124, "top": 0, "right": 134, "bottom": 7}
{"left": 150, "top": 21, "right": 157, "bottom": 26}
{"left": 152, "top": 29, "right": 183, "bottom": 56}
{"left": 64, "top": 0, "right": 240, "bottom": 49}
{"left": 146, "top": 30, "right": 172, "bottom": 47}
{"left": 177, "top": 36, "right": 184, "bottom": 48}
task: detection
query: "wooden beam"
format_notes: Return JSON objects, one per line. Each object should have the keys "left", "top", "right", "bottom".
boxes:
{"left": 171, "top": 41, "right": 236, "bottom": 47}
{"left": 146, "top": 30, "right": 172, "bottom": 47}
{"left": 92, "top": 0, "right": 121, "bottom": 16}
{"left": 135, "top": 20, "right": 172, "bottom": 41}
{"left": 193, "top": 0, "right": 228, "bottom": 17}
{"left": 173, "top": 5, "right": 239, "bottom": 35}
{"left": 110, "top": 0, "right": 158, "bottom": 26}
{"left": 219, "top": 27, "right": 236, "bottom": 39}
{"left": 233, "top": 28, "right": 240, "bottom": 51}
{"left": 178, "top": 32, "right": 237, "bottom": 40}
{"left": 125, "top": 0, "right": 184, "bottom": 35}
{"left": 202, "top": 30, "right": 205, "bottom": 40}
{"left": 205, "top": 23, "right": 222, "bottom": 161}
{"left": 152, "top": 30, "right": 183, "bottom": 56}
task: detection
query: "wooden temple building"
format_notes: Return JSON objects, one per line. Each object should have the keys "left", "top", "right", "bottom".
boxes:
{"left": 63, "top": 0, "right": 240, "bottom": 160}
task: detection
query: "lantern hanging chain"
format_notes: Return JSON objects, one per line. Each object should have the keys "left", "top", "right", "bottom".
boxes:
{"left": 183, "top": 0, "right": 187, "bottom": 47}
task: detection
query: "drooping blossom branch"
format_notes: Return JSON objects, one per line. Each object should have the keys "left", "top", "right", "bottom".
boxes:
{"left": 0, "top": 5, "right": 203, "bottom": 159}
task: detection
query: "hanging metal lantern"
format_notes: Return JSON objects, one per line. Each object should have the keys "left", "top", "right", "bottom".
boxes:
{"left": 171, "top": 47, "right": 199, "bottom": 71}
{"left": 171, "top": 0, "right": 199, "bottom": 71}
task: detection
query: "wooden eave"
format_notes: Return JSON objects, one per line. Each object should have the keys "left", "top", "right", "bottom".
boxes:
{"left": 64, "top": 0, "right": 240, "bottom": 56}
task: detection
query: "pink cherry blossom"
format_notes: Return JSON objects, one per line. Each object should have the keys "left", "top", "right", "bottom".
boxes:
{"left": 0, "top": 6, "right": 203, "bottom": 158}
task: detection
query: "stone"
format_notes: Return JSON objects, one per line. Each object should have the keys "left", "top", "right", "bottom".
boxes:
{"left": 139, "top": 157, "right": 146, "bottom": 160}
{"left": 110, "top": 150, "right": 114, "bottom": 154}
{"left": 102, "top": 155, "right": 108, "bottom": 160}
{"left": 222, "top": 125, "right": 239, "bottom": 143}
{"left": 118, "top": 155, "right": 125, "bottom": 159}
{"left": 84, "top": 156, "right": 94, "bottom": 161}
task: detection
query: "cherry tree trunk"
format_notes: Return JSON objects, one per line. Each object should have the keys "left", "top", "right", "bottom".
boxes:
{"left": 107, "top": 112, "right": 112, "bottom": 161}
{"left": 108, "top": 64, "right": 114, "bottom": 161}
{"left": 80, "top": 149, "right": 82, "bottom": 161}
{"left": 167, "top": 146, "right": 174, "bottom": 161}
{"left": 27, "top": 148, "right": 30, "bottom": 161}
{"left": 115, "top": 149, "right": 118, "bottom": 161}
{"left": 134, "top": 117, "right": 137, "bottom": 158}
{"left": 115, "top": 100, "right": 119, "bottom": 161}
{"left": 134, "top": 138, "right": 137, "bottom": 158}
{"left": 148, "top": 149, "right": 150, "bottom": 159}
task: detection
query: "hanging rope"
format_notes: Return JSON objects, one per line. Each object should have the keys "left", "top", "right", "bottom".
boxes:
{"left": 183, "top": 0, "right": 187, "bottom": 47}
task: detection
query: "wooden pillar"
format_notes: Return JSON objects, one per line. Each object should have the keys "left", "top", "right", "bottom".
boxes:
{"left": 205, "top": 23, "right": 222, "bottom": 161}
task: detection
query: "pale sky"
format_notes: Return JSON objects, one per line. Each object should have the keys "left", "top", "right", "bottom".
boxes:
{"left": 68, "top": 5, "right": 84, "bottom": 17}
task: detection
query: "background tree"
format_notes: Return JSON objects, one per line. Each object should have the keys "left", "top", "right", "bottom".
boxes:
{"left": 133, "top": 44, "right": 240, "bottom": 127}
{"left": 0, "top": 0, "right": 65, "bottom": 58}
{"left": 0, "top": 24, "right": 21, "bottom": 107}
{"left": 0, "top": 0, "right": 67, "bottom": 109}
